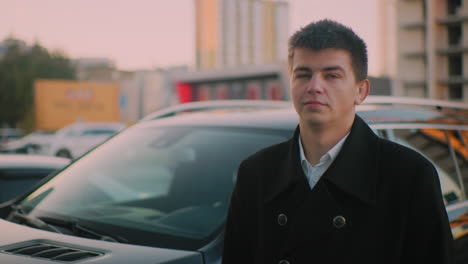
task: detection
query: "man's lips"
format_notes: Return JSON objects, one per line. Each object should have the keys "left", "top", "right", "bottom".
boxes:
{"left": 303, "top": 100, "right": 325, "bottom": 106}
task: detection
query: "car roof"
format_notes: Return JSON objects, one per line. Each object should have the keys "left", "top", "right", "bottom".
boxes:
{"left": 137, "top": 96, "right": 468, "bottom": 130}
{"left": 0, "top": 154, "right": 71, "bottom": 169}
{"left": 135, "top": 104, "right": 468, "bottom": 131}
{"left": 68, "top": 122, "right": 125, "bottom": 128}
{"left": 139, "top": 99, "right": 292, "bottom": 122}
{"left": 136, "top": 107, "right": 299, "bottom": 130}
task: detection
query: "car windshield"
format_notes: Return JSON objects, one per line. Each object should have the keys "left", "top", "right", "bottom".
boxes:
{"left": 17, "top": 125, "right": 291, "bottom": 250}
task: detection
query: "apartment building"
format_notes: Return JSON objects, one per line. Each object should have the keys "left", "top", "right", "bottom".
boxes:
{"left": 396, "top": 0, "right": 468, "bottom": 101}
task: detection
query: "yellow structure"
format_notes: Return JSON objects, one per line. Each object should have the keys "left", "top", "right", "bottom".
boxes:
{"left": 195, "top": 0, "right": 218, "bottom": 69}
{"left": 34, "top": 80, "right": 120, "bottom": 131}
{"left": 195, "top": 0, "right": 289, "bottom": 69}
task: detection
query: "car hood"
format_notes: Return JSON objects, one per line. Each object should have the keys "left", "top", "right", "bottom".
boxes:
{"left": 0, "top": 219, "right": 203, "bottom": 264}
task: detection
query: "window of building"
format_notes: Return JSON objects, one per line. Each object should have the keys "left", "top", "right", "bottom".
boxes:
{"left": 449, "top": 84, "right": 463, "bottom": 100}
{"left": 448, "top": 0, "right": 462, "bottom": 15}
{"left": 448, "top": 55, "right": 463, "bottom": 76}
{"left": 448, "top": 24, "right": 462, "bottom": 46}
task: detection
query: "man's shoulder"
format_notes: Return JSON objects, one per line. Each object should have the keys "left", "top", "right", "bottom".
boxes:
{"left": 240, "top": 139, "right": 291, "bottom": 169}
{"left": 378, "top": 136, "right": 434, "bottom": 170}
{"left": 234, "top": 139, "right": 291, "bottom": 190}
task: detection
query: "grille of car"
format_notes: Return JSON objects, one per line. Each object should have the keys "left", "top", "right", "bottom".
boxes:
{"left": 0, "top": 241, "right": 103, "bottom": 262}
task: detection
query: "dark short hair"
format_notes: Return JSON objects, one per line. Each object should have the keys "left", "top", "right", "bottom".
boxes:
{"left": 288, "top": 19, "right": 368, "bottom": 81}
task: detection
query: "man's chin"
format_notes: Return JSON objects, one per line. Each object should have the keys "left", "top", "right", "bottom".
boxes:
{"left": 299, "top": 114, "right": 328, "bottom": 127}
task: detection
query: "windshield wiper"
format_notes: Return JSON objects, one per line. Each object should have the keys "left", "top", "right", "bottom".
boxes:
{"left": 40, "top": 216, "right": 128, "bottom": 243}
{"left": 9, "top": 205, "right": 127, "bottom": 243}
{"left": 9, "top": 205, "right": 63, "bottom": 234}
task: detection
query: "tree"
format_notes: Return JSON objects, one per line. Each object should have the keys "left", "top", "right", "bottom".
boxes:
{"left": 0, "top": 38, "right": 76, "bottom": 129}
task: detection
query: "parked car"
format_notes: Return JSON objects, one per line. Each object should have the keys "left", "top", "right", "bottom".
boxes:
{"left": 38, "top": 122, "right": 126, "bottom": 160}
{"left": 0, "top": 97, "right": 467, "bottom": 263}
{"left": 0, "top": 131, "right": 55, "bottom": 154}
{"left": 0, "top": 128, "right": 23, "bottom": 150}
{"left": 0, "top": 154, "right": 70, "bottom": 204}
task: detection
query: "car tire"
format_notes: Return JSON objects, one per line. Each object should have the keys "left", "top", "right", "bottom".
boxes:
{"left": 56, "top": 149, "right": 72, "bottom": 159}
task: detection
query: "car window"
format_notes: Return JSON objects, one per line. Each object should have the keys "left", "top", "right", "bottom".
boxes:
{"left": 19, "top": 126, "right": 291, "bottom": 250}
{"left": 384, "top": 128, "right": 468, "bottom": 205}
{"left": 0, "top": 168, "right": 56, "bottom": 203}
{"left": 63, "top": 129, "right": 78, "bottom": 137}
{"left": 80, "top": 129, "right": 118, "bottom": 136}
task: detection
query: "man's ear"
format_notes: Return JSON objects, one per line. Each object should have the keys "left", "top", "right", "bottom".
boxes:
{"left": 354, "top": 79, "right": 370, "bottom": 105}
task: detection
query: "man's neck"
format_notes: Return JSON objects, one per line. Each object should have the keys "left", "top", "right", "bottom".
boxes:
{"left": 299, "top": 115, "right": 355, "bottom": 165}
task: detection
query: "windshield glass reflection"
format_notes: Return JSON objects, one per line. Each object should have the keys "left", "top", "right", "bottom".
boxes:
{"left": 19, "top": 126, "right": 289, "bottom": 249}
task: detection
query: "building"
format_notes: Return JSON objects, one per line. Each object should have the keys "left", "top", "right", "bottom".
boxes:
{"left": 173, "top": 63, "right": 289, "bottom": 103}
{"left": 117, "top": 67, "right": 186, "bottom": 123}
{"left": 75, "top": 57, "right": 184, "bottom": 123}
{"left": 195, "top": 0, "right": 289, "bottom": 70}
{"left": 171, "top": 0, "right": 394, "bottom": 103}
{"left": 395, "top": 0, "right": 468, "bottom": 102}
{"left": 74, "top": 58, "right": 117, "bottom": 81}
{"left": 377, "top": 0, "right": 398, "bottom": 79}
{"left": 173, "top": 0, "right": 289, "bottom": 103}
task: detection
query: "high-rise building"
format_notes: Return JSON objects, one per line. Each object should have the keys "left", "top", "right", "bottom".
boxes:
{"left": 195, "top": 0, "right": 289, "bottom": 70}
{"left": 377, "top": 0, "right": 398, "bottom": 79}
{"left": 395, "top": 0, "right": 468, "bottom": 101}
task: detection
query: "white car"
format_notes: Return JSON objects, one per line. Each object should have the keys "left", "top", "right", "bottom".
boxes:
{"left": 0, "top": 131, "right": 55, "bottom": 154}
{"left": 40, "top": 122, "right": 126, "bottom": 160}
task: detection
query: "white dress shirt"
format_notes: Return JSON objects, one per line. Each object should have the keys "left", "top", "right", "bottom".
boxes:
{"left": 298, "top": 132, "right": 349, "bottom": 190}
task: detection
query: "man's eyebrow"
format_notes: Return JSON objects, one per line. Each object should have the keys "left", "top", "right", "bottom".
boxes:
{"left": 322, "top": 65, "right": 345, "bottom": 72}
{"left": 293, "top": 65, "right": 345, "bottom": 73}
{"left": 292, "top": 66, "right": 311, "bottom": 73}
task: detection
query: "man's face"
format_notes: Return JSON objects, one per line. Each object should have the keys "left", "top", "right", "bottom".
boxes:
{"left": 290, "top": 48, "right": 368, "bottom": 128}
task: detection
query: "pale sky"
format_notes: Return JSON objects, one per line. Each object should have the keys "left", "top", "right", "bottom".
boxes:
{"left": 0, "top": 0, "right": 379, "bottom": 74}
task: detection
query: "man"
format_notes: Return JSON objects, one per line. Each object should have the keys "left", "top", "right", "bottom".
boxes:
{"left": 222, "top": 19, "right": 454, "bottom": 263}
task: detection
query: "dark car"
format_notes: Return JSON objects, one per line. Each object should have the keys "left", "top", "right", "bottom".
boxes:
{"left": 0, "top": 97, "right": 467, "bottom": 263}
{"left": 0, "top": 155, "right": 70, "bottom": 204}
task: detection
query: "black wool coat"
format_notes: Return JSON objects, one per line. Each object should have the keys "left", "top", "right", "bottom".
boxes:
{"left": 222, "top": 115, "right": 454, "bottom": 264}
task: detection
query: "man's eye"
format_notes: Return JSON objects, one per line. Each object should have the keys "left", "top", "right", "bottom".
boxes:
{"left": 326, "top": 73, "right": 339, "bottom": 79}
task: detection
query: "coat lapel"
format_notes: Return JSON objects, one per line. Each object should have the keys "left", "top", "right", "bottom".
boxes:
{"left": 263, "top": 114, "right": 380, "bottom": 206}
{"left": 262, "top": 126, "right": 305, "bottom": 205}
{"left": 323, "top": 115, "right": 379, "bottom": 206}
{"left": 260, "top": 115, "right": 380, "bottom": 257}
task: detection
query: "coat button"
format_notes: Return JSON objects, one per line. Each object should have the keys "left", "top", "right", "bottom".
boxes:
{"left": 277, "top": 213, "right": 288, "bottom": 226}
{"left": 333, "top": 215, "right": 346, "bottom": 229}
{"left": 278, "top": 260, "right": 290, "bottom": 264}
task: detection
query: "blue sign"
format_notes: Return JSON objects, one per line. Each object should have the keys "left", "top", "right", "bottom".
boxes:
{"left": 119, "top": 94, "right": 127, "bottom": 109}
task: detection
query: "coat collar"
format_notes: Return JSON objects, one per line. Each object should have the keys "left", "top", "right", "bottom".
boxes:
{"left": 264, "top": 115, "right": 379, "bottom": 206}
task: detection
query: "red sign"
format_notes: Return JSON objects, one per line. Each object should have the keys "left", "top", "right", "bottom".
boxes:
{"left": 266, "top": 81, "right": 283, "bottom": 100}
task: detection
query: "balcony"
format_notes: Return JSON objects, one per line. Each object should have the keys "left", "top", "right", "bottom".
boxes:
{"left": 402, "top": 51, "right": 426, "bottom": 58}
{"left": 438, "top": 15, "right": 468, "bottom": 25}
{"left": 437, "top": 45, "right": 468, "bottom": 55}
{"left": 400, "top": 21, "right": 426, "bottom": 30}
{"left": 403, "top": 80, "right": 427, "bottom": 88}
{"left": 438, "top": 76, "right": 468, "bottom": 85}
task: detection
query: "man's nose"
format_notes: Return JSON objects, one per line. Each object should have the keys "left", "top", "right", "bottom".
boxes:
{"left": 305, "top": 74, "right": 323, "bottom": 93}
